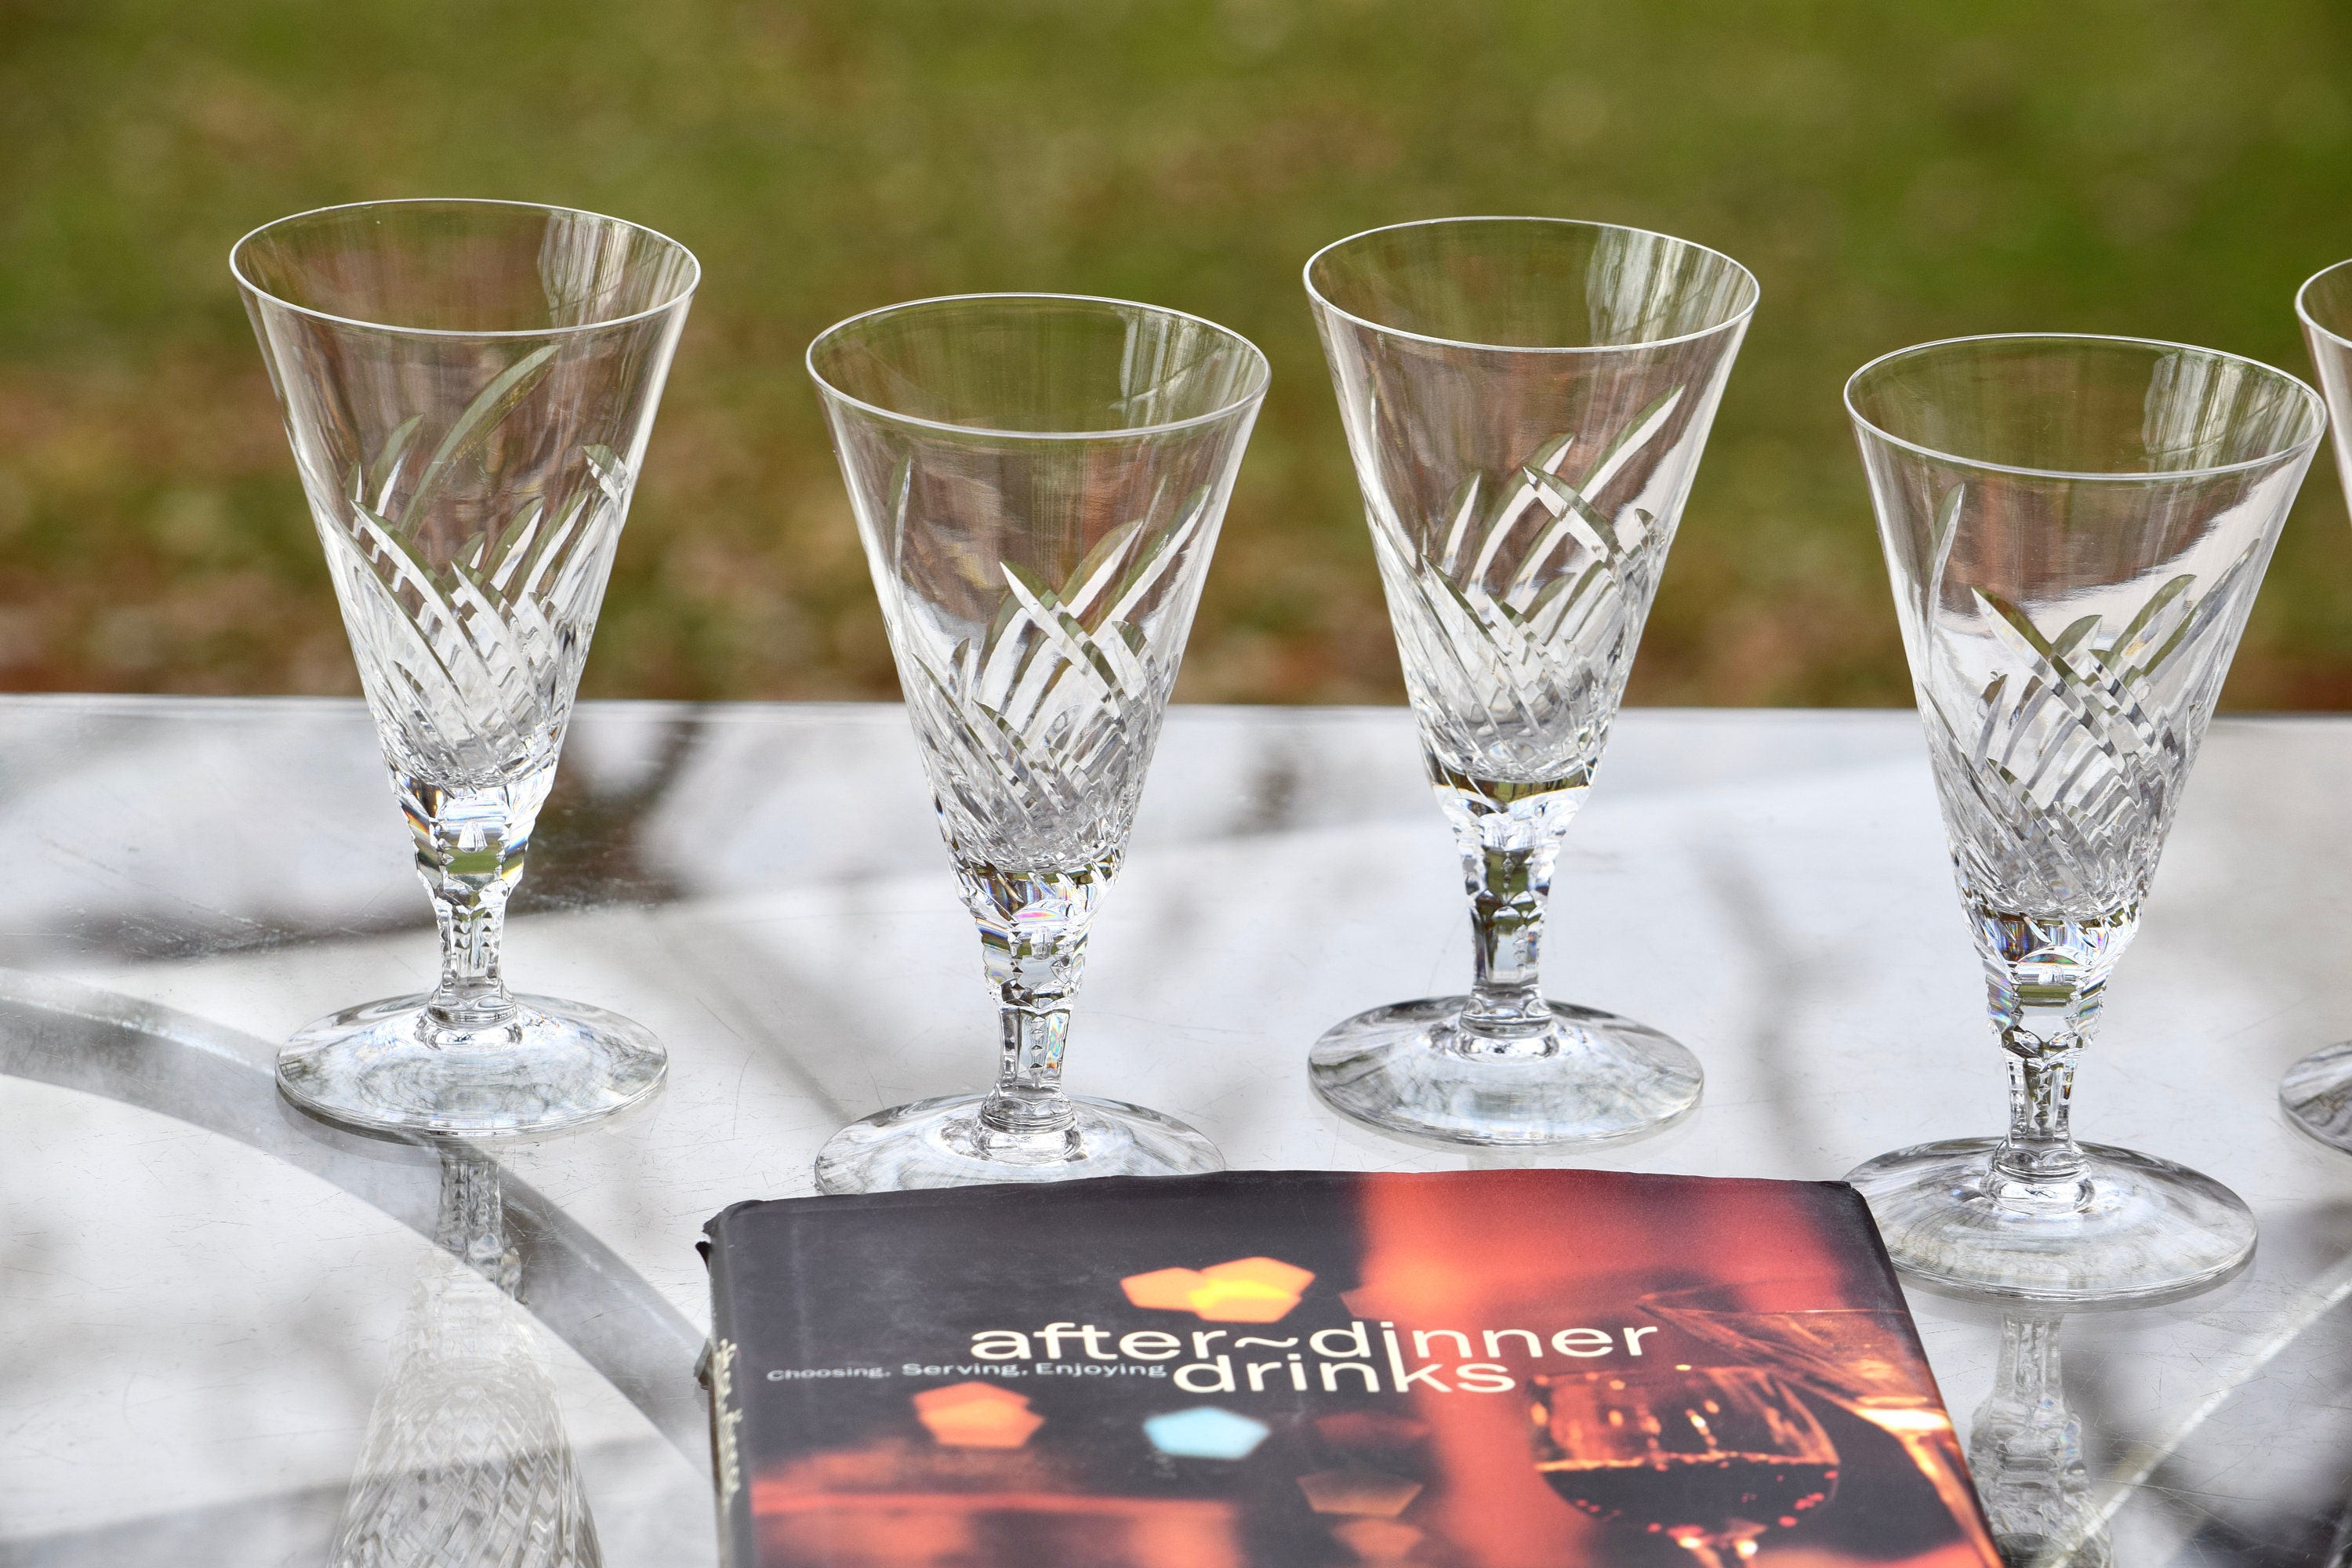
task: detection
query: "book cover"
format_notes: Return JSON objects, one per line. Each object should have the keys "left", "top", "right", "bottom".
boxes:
{"left": 703, "top": 1168, "right": 1996, "bottom": 1568}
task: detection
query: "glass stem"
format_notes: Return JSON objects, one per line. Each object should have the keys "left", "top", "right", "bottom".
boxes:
{"left": 1428, "top": 757, "right": 1587, "bottom": 1056}
{"left": 1462, "top": 833, "right": 1559, "bottom": 1036}
{"left": 397, "top": 760, "right": 557, "bottom": 1044}
{"left": 1440, "top": 773, "right": 1577, "bottom": 1058}
{"left": 960, "top": 858, "right": 1113, "bottom": 1140}
{"left": 1974, "top": 905, "right": 2137, "bottom": 1202}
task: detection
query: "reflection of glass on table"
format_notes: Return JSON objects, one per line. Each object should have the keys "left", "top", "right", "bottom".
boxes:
{"left": 1966, "top": 1313, "right": 2107, "bottom": 1568}
{"left": 328, "top": 1145, "right": 603, "bottom": 1568}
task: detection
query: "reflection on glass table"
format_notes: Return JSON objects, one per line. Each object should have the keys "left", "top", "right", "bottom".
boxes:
{"left": 1968, "top": 1312, "right": 2107, "bottom": 1568}
{"left": 7, "top": 696, "right": 2352, "bottom": 1563}
{"left": 327, "top": 1146, "right": 602, "bottom": 1568}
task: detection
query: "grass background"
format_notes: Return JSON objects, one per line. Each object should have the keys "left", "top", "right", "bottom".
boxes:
{"left": 4, "top": 0, "right": 2351, "bottom": 709}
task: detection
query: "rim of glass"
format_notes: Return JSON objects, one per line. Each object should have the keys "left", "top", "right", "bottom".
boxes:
{"left": 2296, "top": 258, "right": 2352, "bottom": 353}
{"left": 1844, "top": 332, "right": 2328, "bottom": 483}
{"left": 1301, "top": 216, "right": 1760, "bottom": 355}
{"left": 804, "top": 292, "right": 1272, "bottom": 441}
{"left": 230, "top": 197, "right": 702, "bottom": 340}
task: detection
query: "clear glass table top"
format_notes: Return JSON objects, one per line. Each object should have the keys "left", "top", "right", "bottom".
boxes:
{"left": 2, "top": 695, "right": 2348, "bottom": 1566}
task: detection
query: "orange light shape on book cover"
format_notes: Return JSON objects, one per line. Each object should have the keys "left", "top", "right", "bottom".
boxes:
{"left": 1119, "top": 1256, "right": 1314, "bottom": 1322}
{"left": 910, "top": 1382, "right": 1045, "bottom": 1449}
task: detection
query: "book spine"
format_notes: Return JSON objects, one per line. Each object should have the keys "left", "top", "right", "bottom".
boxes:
{"left": 705, "top": 1236, "right": 753, "bottom": 1568}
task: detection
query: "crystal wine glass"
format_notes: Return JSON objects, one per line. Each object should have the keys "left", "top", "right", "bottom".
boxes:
{"left": 234, "top": 200, "right": 697, "bottom": 1137}
{"left": 2280, "top": 261, "right": 2352, "bottom": 1152}
{"left": 1531, "top": 1367, "right": 1839, "bottom": 1568}
{"left": 1303, "top": 217, "right": 1756, "bottom": 1147}
{"left": 805, "top": 293, "right": 1267, "bottom": 1192}
{"left": 1843, "top": 334, "right": 2325, "bottom": 1301}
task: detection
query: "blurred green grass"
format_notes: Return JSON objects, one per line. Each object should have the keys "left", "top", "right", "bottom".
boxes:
{"left": 4, "top": 0, "right": 2351, "bottom": 708}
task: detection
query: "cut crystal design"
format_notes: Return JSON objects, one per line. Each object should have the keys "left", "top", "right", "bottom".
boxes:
{"left": 319, "top": 374, "right": 633, "bottom": 789}
{"left": 1844, "top": 332, "right": 2322, "bottom": 1302}
{"left": 808, "top": 292, "right": 1264, "bottom": 1190}
{"left": 1377, "top": 392, "right": 1680, "bottom": 789}
{"left": 238, "top": 200, "right": 691, "bottom": 1137}
{"left": 1917, "top": 484, "right": 2261, "bottom": 918}
{"left": 901, "top": 485, "right": 1212, "bottom": 873}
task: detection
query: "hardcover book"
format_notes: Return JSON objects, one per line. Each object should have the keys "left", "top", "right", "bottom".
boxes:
{"left": 703, "top": 1169, "right": 1997, "bottom": 1568}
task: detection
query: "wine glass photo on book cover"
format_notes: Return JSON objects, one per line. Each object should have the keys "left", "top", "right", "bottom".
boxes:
{"left": 234, "top": 199, "right": 698, "bottom": 1137}
{"left": 1531, "top": 1366, "right": 1841, "bottom": 1568}
{"left": 805, "top": 292, "right": 1268, "bottom": 1193}
{"left": 2279, "top": 260, "right": 2352, "bottom": 1154}
{"left": 1843, "top": 333, "right": 2325, "bottom": 1302}
{"left": 1302, "top": 217, "right": 1757, "bottom": 1149}
{"left": 1642, "top": 1279, "right": 2000, "bottom": 1563}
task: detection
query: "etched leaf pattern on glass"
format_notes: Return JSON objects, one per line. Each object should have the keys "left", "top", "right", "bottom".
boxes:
{"left": 897, "top": 481, "right": 1215, "bottom": 874}
{"left": 1914, "top": 482, "right": 2263, "bottom": 919}
{"left": 1374, "top": 388, "right": 1683, "bottom": 790}
{"left": 316, "top": 351, "right": 631, "bottom": 790}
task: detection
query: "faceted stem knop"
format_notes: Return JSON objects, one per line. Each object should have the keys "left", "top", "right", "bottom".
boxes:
{"left": 1971, "top": 903, "right": 2138, "bottom": 1203}
{"left": 1462, "top": 835, "right": 1559, "bottom": 1036}
{"left": 957, "top": 855, "right": 1116, "bottom": 1142}
{"left": 397, "top": 757, "right": 560, "bottom": 1046}
{"left": 1430, "top": 757, "right": 1589, "bottom": 1055}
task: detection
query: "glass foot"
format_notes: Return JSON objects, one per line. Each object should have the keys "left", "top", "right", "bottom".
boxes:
{"left": 1846, "top": 1137, "right": 2256, "bottom": 1305}
{"left": 279, "top": 993, "right": 667, "bottom": 1139}
{"left": 1308, "top": 996, "right": 1703, "bottom": 1149}
{"left": 814, "top": 1093, "right": 1224, "bottom": 1195}
{"left": 2281, "top": 1040, "right": 2352, "bottom": 1152}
